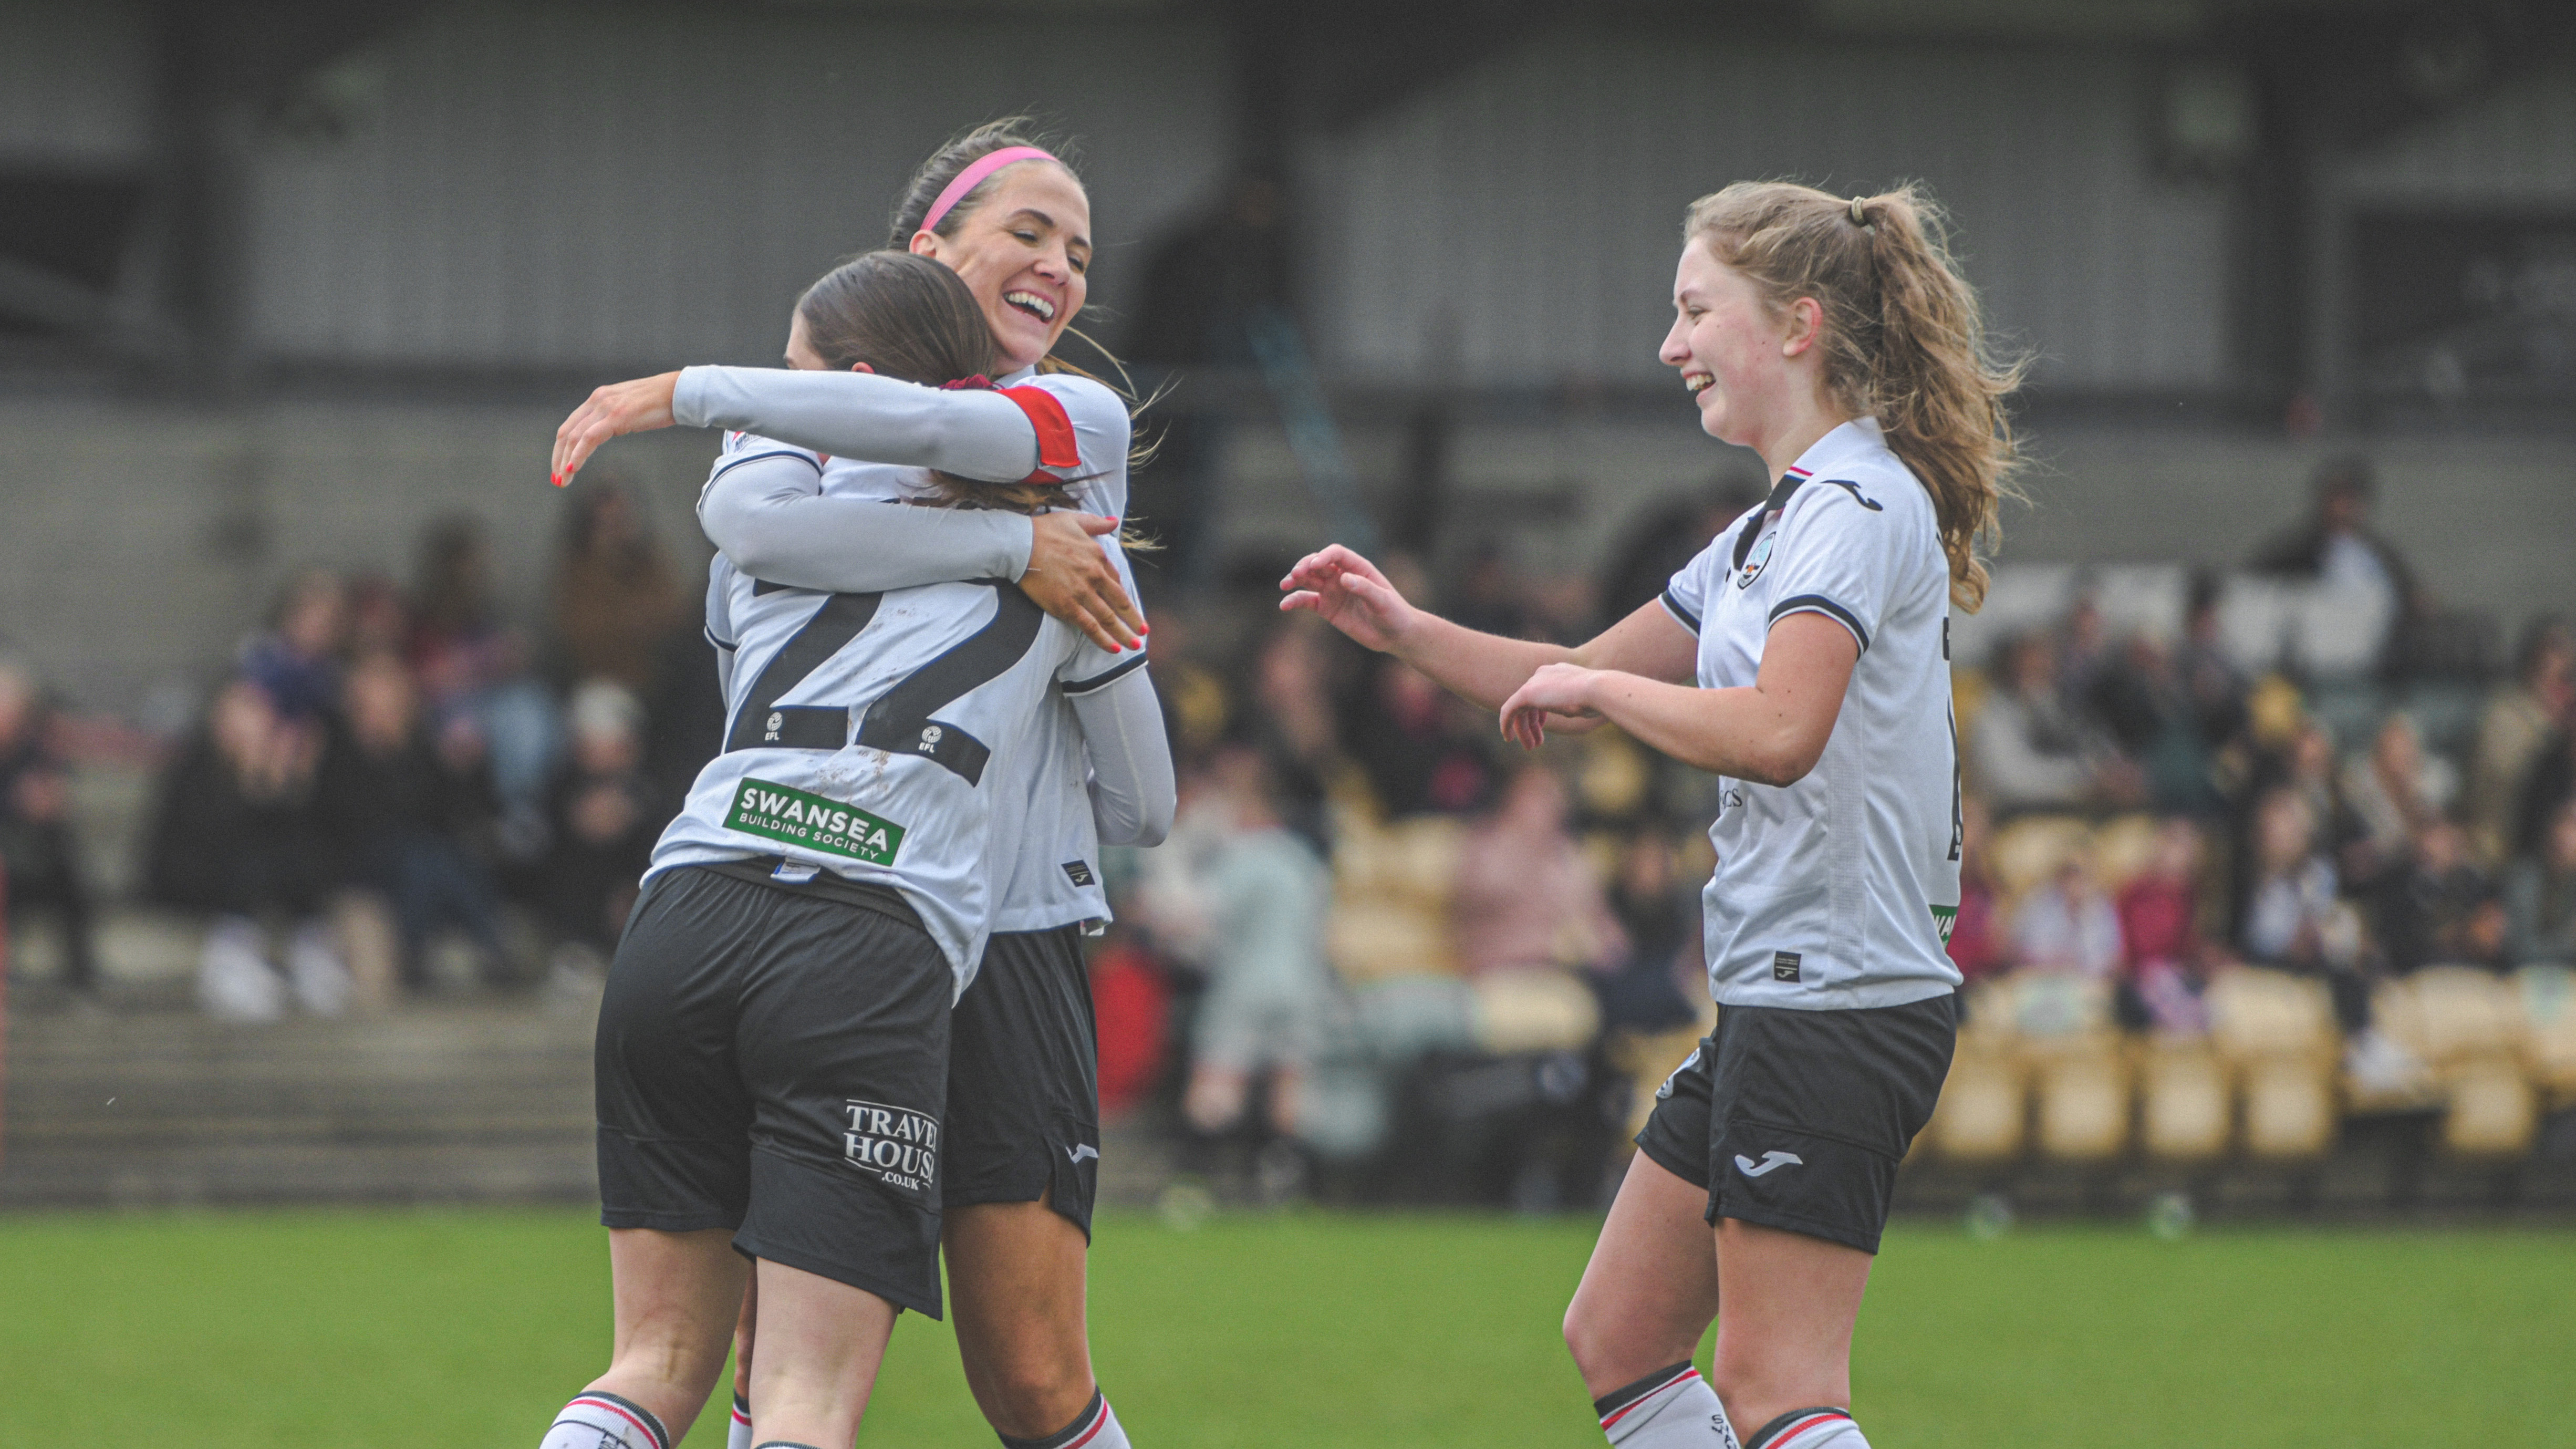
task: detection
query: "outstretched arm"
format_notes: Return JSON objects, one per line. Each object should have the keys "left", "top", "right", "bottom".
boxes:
{"left": 1279, "top": 544, "right": 1698, "bottom": 710}
{"left": 553, "top": 368, "right": 1041, "bottom": 484}
{"left": 1500, "top": 613, "right": 1857, "bottom": 783}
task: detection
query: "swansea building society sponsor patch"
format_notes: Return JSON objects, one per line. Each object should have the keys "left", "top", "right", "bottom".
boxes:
{"left": 727, "top": 777, "right": 905, "bottom": 865}
{"left": 842, "top": 1100, "right": 939, "bottom": 1192}
{"left": 1929, "top": 903, "right": 1959, "bottom": 944}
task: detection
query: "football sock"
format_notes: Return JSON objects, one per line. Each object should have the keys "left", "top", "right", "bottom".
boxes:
{"left": 1745, "top": 1406, "right": 1868, "bottom": 1449}
{"left": 1594, "top": 1363, "right": 1739, "bottom": 1448}
{"left": 541, "top": 1391, "right": 670, "bottom": 1449}
{"left": 998, "top": 1388, "right": 1128, "bottom": 1449}
{"left": 726, "top": 1392, "right": 752, "bottom": 1449}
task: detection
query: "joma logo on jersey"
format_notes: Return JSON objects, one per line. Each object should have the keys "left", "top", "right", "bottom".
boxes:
{"left": 728, "top": 777, "right": 905, "bottom": 865}
{"left": 842, "top": 1100, "right": 938, "bottom": 1192}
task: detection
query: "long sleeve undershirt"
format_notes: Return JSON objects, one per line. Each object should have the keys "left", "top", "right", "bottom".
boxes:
{"left": 675, "top": 366, "right": 1041, "bottom": 481}
{"left": 698, "top": 451, "right": 1034, "bottom": 590}
{"left": 1072, "top": 672, "right": 1176, "bottom": 848}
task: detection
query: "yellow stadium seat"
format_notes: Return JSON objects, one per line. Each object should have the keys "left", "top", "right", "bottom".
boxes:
{"left": 1469, "top": 967, "right": 1602, "bottom": 1055}
{"left": 2139, "top": 1045, "right": 2232, "bottom": 1161}
{"left": 2207, "top": 968, "right": 2338, "bottom": 1065}
{"left": 2442, "top": 1057, "right": 2538, "bottom": 1158}
{"left": 2087, "top": 814, "right": 2164, "bottom": 893}
{"left": 2516, "top": 966, "right": 2576, "bottom": 1109}
{"left": 1928, "top": 1047, "right": 2026, "bottom": 1164}
{"left": 2034, "top": 1050, "right": 2131, "bottom": 1162}
{"left": 2378, "top": 967, "right": 2519, "bottom": 1071}
{"left": 2241, "top": 1057, "right": 2336, "bottom": 1160}
{"left": 1326, "top": 899, "right": 1456, "bottom": 984}
{"left": 1989, "top": 815, "right": 2093, "bottom": 901}
{"left": 1609, "top": 1015, "right": 1717, "bottom": 1145}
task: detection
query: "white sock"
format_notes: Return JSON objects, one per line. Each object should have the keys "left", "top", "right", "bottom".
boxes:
{"left": 999, "top": 1389, "right": 1129, "bottom": 1449}
{"left": 1595, "top": 1363, "right": 1738, "bottom": 1448}
{"left": 726, "top": 1392, "right": 752, "bottom": 1449}
{"left": 1744, "top": 1407, "right": 1867, "bottom": 1449}
{"left": 541, "top": 1391, "right": 669, "bottom": 1449}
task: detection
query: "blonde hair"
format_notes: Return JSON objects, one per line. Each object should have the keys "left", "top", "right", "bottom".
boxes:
{"left": 1684, "top": 181, "right": 2026, "bottom": 611}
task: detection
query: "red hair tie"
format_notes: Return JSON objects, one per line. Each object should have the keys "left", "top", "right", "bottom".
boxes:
{"left": 939, "top": 374, "right": 994, "bottom": 391}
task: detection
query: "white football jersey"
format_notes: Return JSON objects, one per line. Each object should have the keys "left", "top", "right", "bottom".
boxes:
{"left": 1661, "top": 418, "right": 1963, "bottom": 1011}
{"left": 807, "top": 365, "right": 1142, "bottom": 935}
{"left": 649, "top": 431, "right": 1133, "bottom": 992}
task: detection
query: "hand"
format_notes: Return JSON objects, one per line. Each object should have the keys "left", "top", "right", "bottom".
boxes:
{"left": 1498, "top": 663, "right": 1604, "bottom": 750}
{"left": 1022, "top": 512, "right": 1145, "bottom": 654}
{"left": 1277, "top": 545, "right": 1414, "bottom": 653}
{"left": 552, "top": 372, "right": 681, "bottom": 485}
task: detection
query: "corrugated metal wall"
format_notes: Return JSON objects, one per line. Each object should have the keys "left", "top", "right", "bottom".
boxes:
{"left": 243, "top": 1, "right": 1234, "bottom": 367}
{"left": 2338, "top": 51, "right": 2576, "bottom": 200}
{"left": 1300, "top": 25, "right": 2235, "bottom": 390}
{"left": 0, "top": 0, "right": 152, "bottom": 164}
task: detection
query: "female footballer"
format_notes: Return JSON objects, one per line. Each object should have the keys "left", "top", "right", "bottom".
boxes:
{"left": 1282, "top": 181, "right": 2020, "bottom": 1449}
{"left": 554, "top": 124, "right": 1161, "bottom": 1449}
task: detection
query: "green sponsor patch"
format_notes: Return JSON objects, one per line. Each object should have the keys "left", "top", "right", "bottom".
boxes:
{"left": 1929, "top": 903, "right": 1959, "bottom": 945}
{"left": 728, "top": 777, "right": 904, "bottom": 865}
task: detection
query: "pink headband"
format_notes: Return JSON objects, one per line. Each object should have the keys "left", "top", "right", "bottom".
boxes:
{"left": 920, "top": 146, "right": 1057, "bottom": 235}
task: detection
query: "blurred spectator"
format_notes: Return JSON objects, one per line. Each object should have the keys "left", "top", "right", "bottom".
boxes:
{"left": 1596, "top": 476, "right": 1764, "bottom": 627}
{"left": 2239, "top": 786, "right": 2369, "bottom": 1031}
{"left": 1452, "top": 762, "right": 1625, "bottom": 980}
{"left": 552, "top": 482, "right": 687, "bottom": 692}
{"left": 2120, "top": 817, "right": 2219, "bottom": 1033}
{"left": 1241, "top": 617, "right": 1342, "bottom": 852}
{"left": 2341, "top": 713, "right": 2457, "bottom": 886}
{"left": 145, "top": 680, "right": 342, "bottom": 1020}
{"left": 343, "top": 571, "right": 411, "bottom": 658}
{"left": 1595, "top": 827, "right": 1701, "bottom": 1031}
{"left": 1946, "top": 796, "right": 2007, "bottom": 983}
{"left": 1088, "top": 928, "right": 1173, "bottom": 1120}
{"left": 1973, "top": 632, "right": 2137, "bottom": 811}
{"left": 2011, "top": 851, "right": 2123, "bottom": 978}
{"left": 1343, "top": 655, "right": 1494, "bottom": 817}
{"left": 0, "top": 659, "right": 97, "bottom": 999}
{"left": 1448, "top": 541, "right": 1533, "bottom": 642}
{"left": 2504, "top": 798, "right": 2576, "bottom": 966}
{"left": 2174, "top": 571, "right": 2251, "bottom": 757}
{"left": 2372, "top": 819, "right": 2496, "bottom": 974}
{"left": 541, "top": 680, "right": 659, "bottom": 969}
{"left": 316, "top": 652, "right": 510, "bottom": 992}
{"left": 2247, "top": 456, "right": 2423, "bottom": 643}
{"left": 408, "top": 514, "right": 558, "bottom": 812}
{"left": 238, "top": 568, "right": 347, "bottom": 726}
{"left": 2467, "top": 616, "right": 2573, "bottom": 865}
{"left": 1179, "top": 748, "right": 1336, "bottom": 1141}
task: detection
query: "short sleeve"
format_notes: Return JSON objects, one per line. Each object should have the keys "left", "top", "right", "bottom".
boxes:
{"left": 1760, "top": 478, "right": 1908, "bottom": 653}
{"left": 1660, "top": 528, "right": 1734, "bottom": 635}
{"left": 1057, "top": 547, "right": 1150, "bottom": 696}
{"left": 1012, "top": 374, "right": 1131, "bottom": 520}
{"left": 697, "top": 429, "right": 822, "bottom": 511}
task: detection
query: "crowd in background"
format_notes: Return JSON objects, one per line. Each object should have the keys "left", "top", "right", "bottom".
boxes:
{"left": 4, "top": 454, "right": 2575, "bottom": 1197}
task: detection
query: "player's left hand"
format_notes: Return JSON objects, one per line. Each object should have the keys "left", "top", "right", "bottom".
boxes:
{"left": 553, "top": 371, "right": 682, "bottom": 485}
{"left": 1499, "top": 663, "right": 1604, "bottom": 749}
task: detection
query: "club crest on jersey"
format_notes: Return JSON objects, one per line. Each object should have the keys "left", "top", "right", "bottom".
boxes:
{"left": 842, "top": 1099, "right": 938, "bottom": 1193}
{"left": 728, "top": 777, "right": 905, "bottom": 865}
{"left": 1737, "top": 530, "right": 1777, "bottom": 588}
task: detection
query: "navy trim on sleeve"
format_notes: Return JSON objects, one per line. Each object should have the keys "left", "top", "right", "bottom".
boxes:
{"left": 704, "top": 626, "right": 736, "bottom": 652}
{"left": 1660, "top": 586, "right": 1702, "bottom": 634}
{"left": 1767, "top": 593, "right": 1869, "bottom": 652}
{"left": 1060, "top": 652, "right": 1149, "bottom": 696}
{"left": 707, "top": 448, "right": 820, "bottom": 485}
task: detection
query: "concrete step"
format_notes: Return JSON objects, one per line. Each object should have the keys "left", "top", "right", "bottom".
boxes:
{"left": 2, "top": 1000, "right": 599, "bottom": 1207}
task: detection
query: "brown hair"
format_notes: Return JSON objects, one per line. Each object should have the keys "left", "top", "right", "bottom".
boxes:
{"left": 795, "top": 251, "right": 1064, "bottom": 514}
{"left": 1684, "top": 181, "right": 2026, "bottom": 611}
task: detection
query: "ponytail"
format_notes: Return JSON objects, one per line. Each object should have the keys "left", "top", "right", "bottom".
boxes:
{"left": 1683, "top": 181, "right": 2026, "bottom": 612}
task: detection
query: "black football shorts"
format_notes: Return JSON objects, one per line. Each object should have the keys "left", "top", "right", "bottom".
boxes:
{"left": 944, "top": 924, "right": 1102, "bottom": 1237}
{"left": 594, "top": 862, "right": 952, "bottom": 1317}
{"left": 1634, "top": 993, "right": 1955, "bottom": 1254}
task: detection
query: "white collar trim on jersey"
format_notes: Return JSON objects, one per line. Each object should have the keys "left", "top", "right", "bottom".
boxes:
{"left": 1783, "top": 416, "right": 1889, "bottom": 483}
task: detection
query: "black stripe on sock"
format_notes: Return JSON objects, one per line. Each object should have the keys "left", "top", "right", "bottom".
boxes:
{"left": 572, "top": 1391, "right": 671, "bottom": 1449}
{"left": 1592, "top": 1361, "right": 1696, "bottom": 1420}
{"left": 1746, "top": 1405, "right": 1853, "bottom": 1448}
{"left": 996, "top": 1388, "right": 1107, "bottom": 1449}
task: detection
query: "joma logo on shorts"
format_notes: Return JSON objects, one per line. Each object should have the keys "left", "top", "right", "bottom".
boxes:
{"left": 843, "top": 1100, "right": 939, "bottom": 1192}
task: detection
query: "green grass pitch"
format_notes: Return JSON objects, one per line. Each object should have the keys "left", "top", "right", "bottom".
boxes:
{"left": 0, "top": 1207, "right": 2566, "bottom": 1445}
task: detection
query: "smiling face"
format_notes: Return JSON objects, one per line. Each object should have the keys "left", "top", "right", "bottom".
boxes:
{"left": 911, "top": 161, "right": 1091, "bottom": 371}
{"left": 1660, "top": 238, "right": 1822, "bottom": 452}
